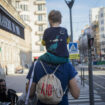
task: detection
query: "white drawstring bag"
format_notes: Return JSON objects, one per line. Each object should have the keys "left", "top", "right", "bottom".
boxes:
{"left": 36, "top": 61, "right": 67, "bottom": 105}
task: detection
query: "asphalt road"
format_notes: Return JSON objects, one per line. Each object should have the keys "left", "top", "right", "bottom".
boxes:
{"left": 6, "top": 74, "right": 27, "bottom": 96}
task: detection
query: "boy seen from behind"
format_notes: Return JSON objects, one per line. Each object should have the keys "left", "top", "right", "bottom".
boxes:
{"left": 39, "top": 10, "right": 70, "bottom": 64}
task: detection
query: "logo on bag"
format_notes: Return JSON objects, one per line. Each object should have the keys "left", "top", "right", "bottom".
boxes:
{"left": 41, "top": 83, "right": 52, "bottom": 96}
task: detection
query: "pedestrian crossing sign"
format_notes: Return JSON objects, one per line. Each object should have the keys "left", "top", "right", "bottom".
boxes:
{"left": 69, "top": 42, "right": 80, "bottom": 59}
{"left": 69, "top": 42, "right": 78, "bottom": 54}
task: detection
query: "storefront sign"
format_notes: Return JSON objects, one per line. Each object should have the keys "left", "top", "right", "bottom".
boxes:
{"left": 0, "top": 5, "right": 24, "bottom": 39}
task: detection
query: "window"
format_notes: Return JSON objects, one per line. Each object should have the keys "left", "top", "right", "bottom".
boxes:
{"left": 38, "top": 4, "right": 45, "bottom": 11}
{"left": 20, "top": 4, "right": 28, "bottom": 11}
{"left": 101, "top": 27, "right": 104, "bottom": 31}
{"left": 102, "top": 48, "right": 105, "bottom": 52}
{"left": 38, "top": 15, "right": 43, "bottom": 21}
{"left": 102, "top": 34, "right": 105, "bottom": 38}
{"left": 39, "top": 25, "right": 43, "bottom": 31}
{"left": 101, "top": 13, "right": 103, "bottom": 17}
{"left": 101, "top": 41, "right": 105, "bottom": 45}
{"left": 101, "top": 20, "right": 104, "bottom": 24}
{"left": 20, "top": 15, "right": 29, "bottom": 21}
{"left": 38, "top": 4, "right": 42, "bottom": 11}
{"left": 15, "top": 1, "right": 19, "bottom": 9}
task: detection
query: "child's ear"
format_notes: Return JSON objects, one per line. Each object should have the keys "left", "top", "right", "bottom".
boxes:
{"left": 49, "top": 20, "right": 53, "bottom": 26}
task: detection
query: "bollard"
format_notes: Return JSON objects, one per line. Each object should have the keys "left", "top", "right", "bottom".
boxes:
{"left": 81, "top": 68, "right": 83, "bottom": 85}
{"left": 83, "top": 68, "right": 85, "bottom": 87}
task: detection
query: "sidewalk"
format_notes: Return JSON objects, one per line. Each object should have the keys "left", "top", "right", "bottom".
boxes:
{"left": 68, "top": 82, "right": 105, "bottom": 105}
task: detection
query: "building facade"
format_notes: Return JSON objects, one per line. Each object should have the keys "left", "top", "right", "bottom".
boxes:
{"left": 0, "top": 0, "right": 32, "bottom": 74}
{"left": 98, "top": 7, "right": 105, "bottom": 60}
{"left": 7, "top": 0, "right": 48, "bottom": 60}
{"left": 89, "top": 8, "right": 100, "bottom": 23}
{"left": 89, "top": 8, "right": 101, "bottom": 60}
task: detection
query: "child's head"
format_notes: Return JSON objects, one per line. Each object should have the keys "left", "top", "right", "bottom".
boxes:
{"left": 48, "top": 10, "right": 62, "bottom": 26}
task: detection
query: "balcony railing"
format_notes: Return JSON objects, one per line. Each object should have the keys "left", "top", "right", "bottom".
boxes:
{"left": 35, "top": 41, "right": 41, "bottom": 45}
{"left": 35, "top": 31, "right": 44, "bottom": 36}
{"left": 16, "top": 8, "right": 22, "bottom": 13}
{"left": 33, "top": 0, "right": 46, "bottom": 5}
{"left": 35, "top": 21, "right": 47, "bottom": 25}
{"left": 34, "top": 11, "right": 46, "bottom": 15}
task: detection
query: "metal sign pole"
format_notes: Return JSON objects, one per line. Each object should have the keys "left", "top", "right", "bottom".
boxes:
{"left": 64, "top": 0, "right": 75, "bottom": 66}
{"left": 88, "top": 35, "right": 94, "bottom": 105}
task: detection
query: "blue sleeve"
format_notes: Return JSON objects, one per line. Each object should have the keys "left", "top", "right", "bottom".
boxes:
{"left": 26, "top": 63, "right": 34, "bottom": 80}
{"left": 68, "top": 62, "right": 78, "bottom": 80}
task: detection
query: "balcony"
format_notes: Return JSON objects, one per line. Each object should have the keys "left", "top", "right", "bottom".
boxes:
{"left": 16, "top": 8, "right": 22, "bottom": 13}
{"left": 35, "top": 41, "right": 41, "bottom": 46}
{"left": 35, "top": 21, "right": 47, "bottom": 25}
{"left": 34, "top": 0, "right": 46, "bottom": 5}
{"left": 34, "top": 11, "right": 46, "bottom": 15}
{"left": 35, "top": 31, "right": 44, "bottom": 36}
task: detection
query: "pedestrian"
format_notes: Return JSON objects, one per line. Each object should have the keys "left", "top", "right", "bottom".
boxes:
{"left": 26, "top": 60, "right": 80, "bottom": 105}
{"left": 26, "top": 10, "right": 80, "bottom": 105}
{"left": 0, "top": 79, "right": 18, "bottom": 105}
{"left": 0, "top": 79, "right": 10, "bottom": 102}
{"left": 38, "top": 10, "right": 70, "bottom": 64}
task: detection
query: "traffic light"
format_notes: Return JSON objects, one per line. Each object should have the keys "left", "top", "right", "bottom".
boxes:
{"left": 88, "top": 38, "right": 94, "bottom": 49}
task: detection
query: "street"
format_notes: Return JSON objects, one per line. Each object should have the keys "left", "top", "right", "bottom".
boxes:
{"left": 6, "top": 74, "right": 27, "bottom": 96}
{"left": 83, "top": 70, "right": 105, "bottom": 102}
{"left": 77, "top": 65, "right": 105, "bottom": 103}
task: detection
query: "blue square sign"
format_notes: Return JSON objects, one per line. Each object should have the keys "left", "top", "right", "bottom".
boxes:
{"left": 69, "top": 42, "right": 78, "bottom": 53}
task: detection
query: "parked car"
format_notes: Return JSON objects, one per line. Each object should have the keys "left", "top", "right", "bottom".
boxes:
{"left": 15, "top": 66, "right": 23, "bottom": 74}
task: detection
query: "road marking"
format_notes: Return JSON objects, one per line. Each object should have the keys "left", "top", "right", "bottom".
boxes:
{"left": 93, "top": 82, "right": 105, "bottom": 90}
{"left": 83, "top": 76, "right": 105, "bottom": 90}
{"left": 94, "top": 75, "right": 105, "bottom": 80}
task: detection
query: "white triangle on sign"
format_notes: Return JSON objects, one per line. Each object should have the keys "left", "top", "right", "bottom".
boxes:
{"left": 70, "top": 44, "right": 77, "bottom": 53}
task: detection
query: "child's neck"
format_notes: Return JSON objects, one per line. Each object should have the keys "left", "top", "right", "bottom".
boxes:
{"left": 51, "top": 23, "right": 60, "bottom": 27}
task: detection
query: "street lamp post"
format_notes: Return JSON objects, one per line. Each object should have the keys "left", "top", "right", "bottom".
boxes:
{"left": 88, "top": 34, "right": 94, "bottom": 105}
{"left": 64, "top": 0, "right": 74, "bottom": 42}
{"left": 65, "top": 0, "right": 75, "bottom": 65}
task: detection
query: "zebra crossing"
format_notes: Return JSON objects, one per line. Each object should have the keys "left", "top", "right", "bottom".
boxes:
{"left": 68, "top": 83, "right": 105, "bottom": 105}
